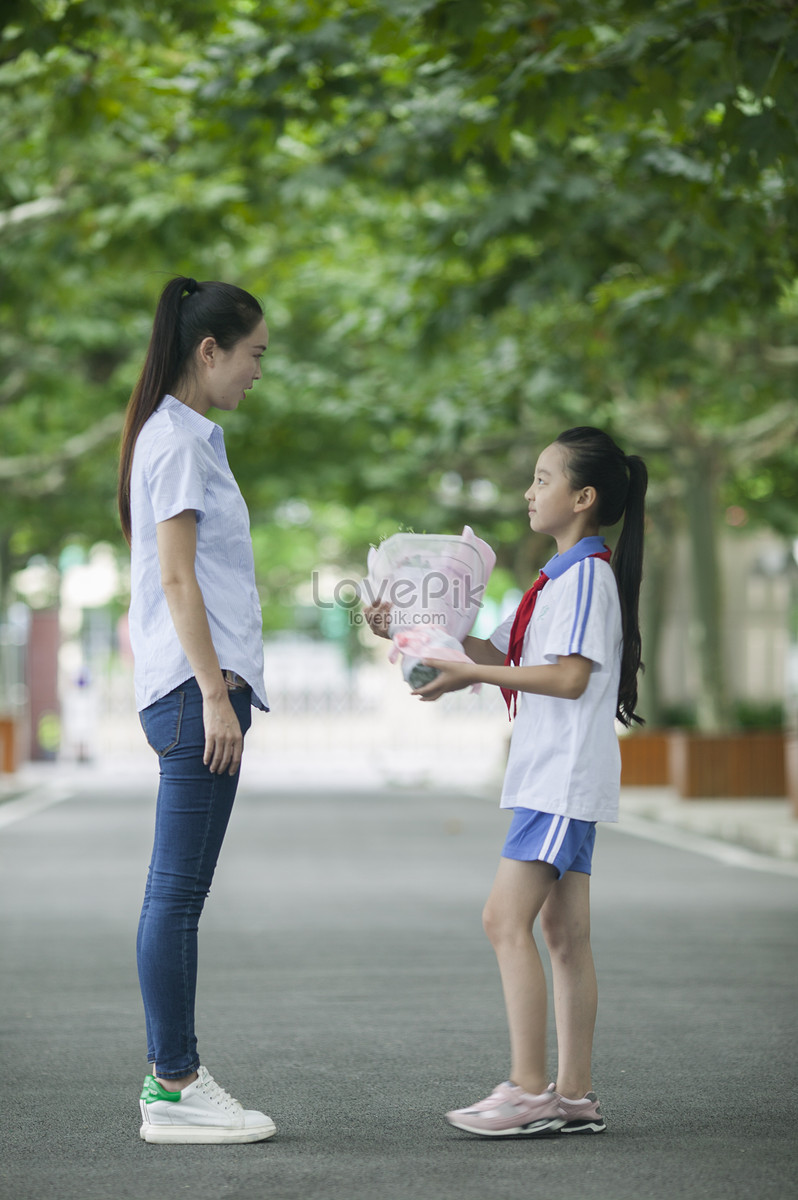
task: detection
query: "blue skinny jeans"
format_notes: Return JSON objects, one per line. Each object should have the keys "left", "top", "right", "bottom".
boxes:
{"left": 136, "top": 676, "right": 252, "bottom": 1079}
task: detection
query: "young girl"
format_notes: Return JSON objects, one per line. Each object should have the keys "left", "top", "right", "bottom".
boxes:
{"left": 118, "top": 276, "right": 275, "bottom": 1144}
{"left": 367, "top": 426, "right": 647, "bottom": 1137}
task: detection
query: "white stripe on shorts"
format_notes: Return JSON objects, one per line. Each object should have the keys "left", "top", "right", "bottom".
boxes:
{"left": 537, "top": 816, "right": 568, "bottom": 864}
{"left": 539, "top": 815, "right": 571, "bottom": 865}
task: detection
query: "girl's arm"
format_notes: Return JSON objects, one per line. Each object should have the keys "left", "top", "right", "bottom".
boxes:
{"left": 462, "top": 635, "right": 506, "bottom": 666}
{"left": 413, "top": 655, "right": 593, "bottom": 702}
{"left": 156, "top": 510, "right": 243, "bottom": 775}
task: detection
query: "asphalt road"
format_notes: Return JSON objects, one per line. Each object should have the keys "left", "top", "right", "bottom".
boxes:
{"left": 1, "top": 768, "right": 797, "bottom": 1200}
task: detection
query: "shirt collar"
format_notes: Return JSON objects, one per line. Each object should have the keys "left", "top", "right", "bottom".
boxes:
{"left": 158, "top": 393, "right": 220, "bottom": 442}
{"left": 542, "top": 536, "right": 609, "bottom": 580}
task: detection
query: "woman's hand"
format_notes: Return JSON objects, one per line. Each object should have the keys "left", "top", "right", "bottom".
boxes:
{"left": 411, "top": 659, "right": 477, "bottom": 701}
{"left": 363, "top": 600, "right": 392, "bottom": 640}
{"left": 202, "top": 692, "right": 243, "bottom": 775}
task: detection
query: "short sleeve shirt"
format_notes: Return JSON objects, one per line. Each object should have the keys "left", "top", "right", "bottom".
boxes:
{"left": 128, "top": 394, "right": 268, "bottom": 712}
{"left": 490, "top": 549, "right": 622, "bottom": 822}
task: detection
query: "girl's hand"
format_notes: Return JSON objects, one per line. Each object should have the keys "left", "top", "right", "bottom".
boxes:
{"left": 411, "top": 659, "right": 476, "bottom": 701}
{"left": 202, "top": 693, "right": 243, "bottom": 775}
{"left": 363, "top": 600, "right": 392, "bottom": 640}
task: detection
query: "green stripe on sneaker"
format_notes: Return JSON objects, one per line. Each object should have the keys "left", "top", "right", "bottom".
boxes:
{"left": 140, "top": 1076, "right": 181, "bottom": 1103}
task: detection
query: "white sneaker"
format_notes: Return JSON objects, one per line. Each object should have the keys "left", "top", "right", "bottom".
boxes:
{"left": 139, "top": 1066, "right": 276, "bottom": 1144}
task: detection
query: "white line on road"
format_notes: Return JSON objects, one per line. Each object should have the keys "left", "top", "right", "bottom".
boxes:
{"left": 0, "top": 787, "right": 75, "bottom": 830}
{"left": 615, "top": 813, "right": 798, "bottom": 878}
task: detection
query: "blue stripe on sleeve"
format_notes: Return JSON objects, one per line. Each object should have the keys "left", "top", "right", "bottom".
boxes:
{"left": 578, "top": 559, "right": 596, "bottom": 652}
{"left": 569, "top": 562, "right": 584, "bottom": 654}
{"left": 569, "top": 558, "right": 596, "bottom": 655}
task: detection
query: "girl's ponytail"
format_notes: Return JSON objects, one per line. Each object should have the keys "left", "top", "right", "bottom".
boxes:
{"left": 555, "top": 427, "right": 648, "bottom": 727}
{"left": 118, "top": 276, "right": 262, "bottom": 544}
{"left": 612, "top": 454, "right": 648, "bottom": 726}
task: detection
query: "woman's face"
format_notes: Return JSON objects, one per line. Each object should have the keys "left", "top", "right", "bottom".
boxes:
{"left": 204, "top": 317, "right": 269, "bottom": 413}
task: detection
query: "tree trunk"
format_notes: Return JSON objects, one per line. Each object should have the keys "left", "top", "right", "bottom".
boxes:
{"left": 682, "top": 446, "right": 730, "bottom": 731}
{"left": 638, "top": 514, "right": 673, "bottom": 727}
{"left": 0, "top": 533, "right": 12, "bottom": 705}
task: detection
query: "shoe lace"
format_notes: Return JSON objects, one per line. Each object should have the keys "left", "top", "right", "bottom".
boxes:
{"left": 198, "top": 1074, "right": 241, "bottom": 1111}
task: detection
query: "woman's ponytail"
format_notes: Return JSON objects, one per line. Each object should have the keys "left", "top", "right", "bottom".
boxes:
{"left": 556, "top": 428, "right": 648, "bottom": 727}
{"left": 118, "top": 277, "right": 194, "bottom": 543}
{"left": 118, "top": 276, "right": 262, "bottom": 544}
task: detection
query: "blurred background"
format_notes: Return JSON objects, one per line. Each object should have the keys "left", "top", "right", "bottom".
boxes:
{"left": 1, "top": 0, "right": 798, "bottom": 795}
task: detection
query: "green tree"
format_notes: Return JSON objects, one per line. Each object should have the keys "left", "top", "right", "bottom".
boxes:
{"left": 3, "top": 0, "right": 798, "bottom": 731}
{"left": 218, "top": 0, "right": 798, "bottom": 727}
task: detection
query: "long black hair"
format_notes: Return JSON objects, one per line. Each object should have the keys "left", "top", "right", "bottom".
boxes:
{"left": 556, "top": 426, "right": 648, "bottom": 727}
{"left": 118, "top": 276, "right": 263, "bottom": 543}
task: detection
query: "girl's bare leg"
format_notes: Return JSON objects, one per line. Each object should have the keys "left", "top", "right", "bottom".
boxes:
{"left": 540, "top": 870, "right": 597, "bottom": 1099}
{"left": 482, "top": 857, "right": 558, "bottom": 1096}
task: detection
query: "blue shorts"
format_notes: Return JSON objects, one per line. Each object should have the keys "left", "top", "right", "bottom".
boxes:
{"left": 501, "top": 809, "right": 597, "bottom": 878}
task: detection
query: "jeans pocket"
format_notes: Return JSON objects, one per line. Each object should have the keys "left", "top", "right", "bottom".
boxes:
{"left": 139, "top": 688, "right": 186, "bottom": 757}
{"left": 232, "top": 688, "right": 253, "bottom": 737}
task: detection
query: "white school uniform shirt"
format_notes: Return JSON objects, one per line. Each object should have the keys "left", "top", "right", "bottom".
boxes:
{"left": 490, "top": 537, "right": 622, "bottom": 822}
{"left": 128, "top": 393, "right": 268, "bottom": 713}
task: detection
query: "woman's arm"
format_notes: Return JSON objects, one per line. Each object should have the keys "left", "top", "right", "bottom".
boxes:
{"left": 412, "top": 654, "right": 593, "bottom": 702}
{"left": 362, "top": 601, "right": 392, "bottom": 639}
{"left": 156, "top": 510, "right": 243, "bottom": 775}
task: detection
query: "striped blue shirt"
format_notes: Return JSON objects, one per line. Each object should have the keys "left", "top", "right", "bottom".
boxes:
{"left": 128, "top": 394, "right": 268, "bottom": 712}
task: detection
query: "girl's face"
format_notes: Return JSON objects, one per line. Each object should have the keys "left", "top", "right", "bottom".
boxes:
{"left": 525, "top": 443, "right": 592, "bottom": 546}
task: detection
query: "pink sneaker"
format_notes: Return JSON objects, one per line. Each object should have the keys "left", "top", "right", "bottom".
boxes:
{"left": 445, "top": 1082, "right": 565, "bottom": 1137}
{"left": 558, "top": 1091, "right": 606, "bottom": 1134}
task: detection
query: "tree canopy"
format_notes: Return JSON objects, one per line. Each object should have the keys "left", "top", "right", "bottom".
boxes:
{"left": 2, "top": 0, "right": 798, "bottom": 726}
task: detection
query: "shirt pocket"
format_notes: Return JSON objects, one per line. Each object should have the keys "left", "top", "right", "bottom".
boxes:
{"left": 139, "top": 688, "right": 186, "bottom": 756}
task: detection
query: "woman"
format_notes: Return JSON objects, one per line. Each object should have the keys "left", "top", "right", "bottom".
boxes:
{"left": 118, "top": 275, "right": 274, "bottom": 1144}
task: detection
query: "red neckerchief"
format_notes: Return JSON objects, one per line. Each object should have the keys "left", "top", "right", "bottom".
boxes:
{"left": 501, "top": 548, "right": 612, "bottom": 718}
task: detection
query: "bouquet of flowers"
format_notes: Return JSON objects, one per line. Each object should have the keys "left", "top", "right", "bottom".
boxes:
{"left": 363, "top": 526, "right": 496, "bottom": 688}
